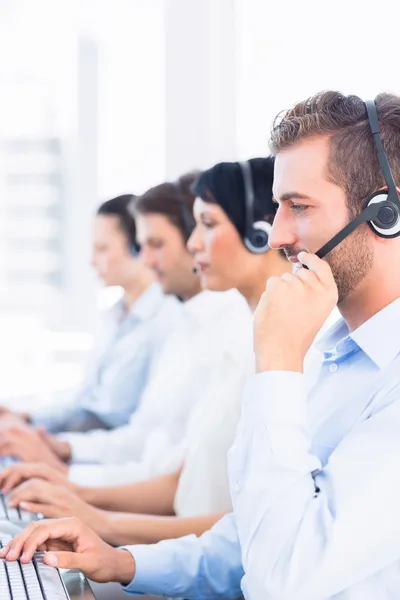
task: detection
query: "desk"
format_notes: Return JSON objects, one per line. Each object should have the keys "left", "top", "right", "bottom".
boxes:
{"left": 89, "top": 580, "right": 162, "bottom": 599}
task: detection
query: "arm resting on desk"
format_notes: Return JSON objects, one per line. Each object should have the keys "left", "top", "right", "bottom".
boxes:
{"left": 80, "top": 469, "right": 181, "bottom": 514}
{"left": 98, "top": 511, "right": 226, "bottom": 547}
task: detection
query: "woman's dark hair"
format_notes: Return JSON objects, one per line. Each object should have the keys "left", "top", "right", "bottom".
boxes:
{"left": 134, "top": 171, "right": 201, "bottom": 241}
{"left": 97, "top": 194, "right": 138, "bottom": 249}
{"left": 193, "top": 157, "right": 275, "bottom": 239}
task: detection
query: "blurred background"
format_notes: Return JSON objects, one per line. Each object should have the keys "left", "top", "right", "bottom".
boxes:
{"left": 0, "top": 0, "right": 397, "bottom": 409}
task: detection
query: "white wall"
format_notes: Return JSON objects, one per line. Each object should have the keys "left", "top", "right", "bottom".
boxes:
{"left": 164, "top": 0, "right": 237, "bottom": 178}
{"left": 234, "top": 0, "right": 400, "bottom": 158}
{"left": 90, "top": 0, "right": 166, "bottom": 197}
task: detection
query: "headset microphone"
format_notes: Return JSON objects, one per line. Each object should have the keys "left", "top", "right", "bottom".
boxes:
{"left": 314, "top": 201, "right": 392, "bottom": 260}
{"left": 311, "top": 99, "right": 400, "bottom": 262}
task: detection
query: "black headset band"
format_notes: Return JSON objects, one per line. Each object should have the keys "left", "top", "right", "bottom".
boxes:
{"left": 315, "top": 100, "right": 400, "bottom": 260}
{"left": 174, "top": 178, "right": 195, "bottom": 240}
{"left": 365, "top": 100, "right": 398, "bottom": 200}
{"left": 239, "top": 161, "right": 255, "bottom": 236}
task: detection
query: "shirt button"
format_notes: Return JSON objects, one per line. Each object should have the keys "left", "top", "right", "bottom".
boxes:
{"left": 329, "top": 363, "right": 338, "bottom": 373}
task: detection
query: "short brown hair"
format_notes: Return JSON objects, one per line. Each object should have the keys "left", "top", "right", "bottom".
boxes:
{"left": 269, "top": 91, "right": 400, "bottom": 215}
{"left": 133, "top": 171, "right": 200, "bottom": 240}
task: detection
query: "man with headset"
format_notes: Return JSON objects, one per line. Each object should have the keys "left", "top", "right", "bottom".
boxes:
{"left": 3, "top": 91, "right": 400, "bottom": 599}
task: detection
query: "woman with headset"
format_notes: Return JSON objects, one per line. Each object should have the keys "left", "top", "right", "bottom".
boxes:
{"left": 0, "top": 195, "right": 180, "bottom": 435}
{"left": 0, "top": 157, "right": 292, "bottom": 547}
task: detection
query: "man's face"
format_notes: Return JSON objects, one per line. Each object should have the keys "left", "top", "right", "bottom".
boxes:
{"left": 270, "top": 136, "right": 374, "bottom": 303}
{"left": 136, "top": 213, "right": 195, "bottom": 296}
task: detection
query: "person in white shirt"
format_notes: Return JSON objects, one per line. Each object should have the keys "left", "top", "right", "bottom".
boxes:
{"left": 6, "top": 91, "right": 400, "bottom": 600}
{"left": 0, "top": 195, "right": 180, "bottom": 433}
{"left": 0, "top": 172, "right": 250, "bottom": 489}
{"left": 0, "top": 158, "right": 292, "bottom": 546}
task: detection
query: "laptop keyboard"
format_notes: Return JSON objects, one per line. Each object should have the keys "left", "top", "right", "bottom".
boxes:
{"left": 0, "top": 535, "right": 69, "bottom": 599}
{"left": 0, "top": 457, "right": 40, "bottom": 523}
{"left": 0, "top": 456, "right": 18, "bottom": 470}
{"left": 0, "top": 493, "right": 39, "bottom": 524}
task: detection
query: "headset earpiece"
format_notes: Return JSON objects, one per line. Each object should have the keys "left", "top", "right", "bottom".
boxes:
{"left": 315, "top": 100, "right": 400, "bottom": 261}
{"left": 244, "top": 220, "right": 272, "bottom": 254}
{"left": 129, "top": 243, "right": 140, "bottom": 257}
{"left": 363, "top": 101, "right": 400, "bottom": 238}
{"left": 366, "top": 191, "right": 400, "bottom": 237}
{"left": 240, "top": 161, "right": 271, "bottom": 254}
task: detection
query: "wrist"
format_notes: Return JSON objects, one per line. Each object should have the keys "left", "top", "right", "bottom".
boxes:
{"left": 71, "top": 481, "right": 83, "bottom": 497}
{"left": 112, "top": 548, "right": 136, "bottom": 584}
{"left": 90, "top": 507, "right": 110, "bottom": 539}
{"left": 57, "top": 460, "right": 70, "bottom": 475}
{"left": 256, "top": 348, "right": 304, "bottom": 373}
{"left": 78, "top": 485, "right": 95, "bottom": 504}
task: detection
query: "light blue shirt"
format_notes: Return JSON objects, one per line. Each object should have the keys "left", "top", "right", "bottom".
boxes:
{"left": 34, "top": 283, "right": 181, "bottom": 433}
{"left": 123, "top": 297, "right": 400, "bottom": 599}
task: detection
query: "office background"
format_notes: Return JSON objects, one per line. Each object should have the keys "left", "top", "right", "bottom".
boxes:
{"left": 0, "top": 0, "right": 397, "bottom": 409}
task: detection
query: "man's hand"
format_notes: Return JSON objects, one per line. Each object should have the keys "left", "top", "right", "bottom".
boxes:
{"left": 0, "top": 427, "right": 69, "bottom": 472}
{"left": 0, "top": 462, "right": 75, "bottom": 495}
{"left": 254, "top": 252, "right": 338, "bottom": 373}
{"left": 0, "top": 412, "right": 30, "bottom": 430}
{"left": 0, "top": 406, "right": 28, "bottom": 422}
{"left": 0, "top": 405, "right": 11, "bottom": 418}
{"left": 0, "top": 517, "right": 135, "bottom": 584}
{"left": 8, "top": 479, "right": 106, "bottom": 535}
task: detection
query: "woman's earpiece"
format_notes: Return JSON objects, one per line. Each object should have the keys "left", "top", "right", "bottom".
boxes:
{"left": 130, "top": 243, "right": 140, "bottom": 257}
{"left": 244, "top": 221, "right": 272, "bottom": 254}
{"left": 240, "top": 161, "right": 271, "bottom": 254}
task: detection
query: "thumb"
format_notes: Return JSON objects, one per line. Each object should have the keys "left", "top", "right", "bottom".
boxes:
{"left": 45, "top": 550, "right": 112, "bottom": 582}
{"left": 44, "top": 550, "right": 90, "bottom": 571}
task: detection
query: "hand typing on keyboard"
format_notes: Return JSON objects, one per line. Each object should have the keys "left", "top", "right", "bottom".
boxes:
{"left": 0, "top": 533, "right": 72, "bottom": 599}
{"left": 7, "top": 479, "right": 104, "bottom": 531}
{"left": 0, "top": 517, "right": 136, "bottom": 585}
{"left": 0, "top": 427, "right": 69, "bottom": 472}
{"left": 0, "top": 462, "right": 75, "bottom": 495}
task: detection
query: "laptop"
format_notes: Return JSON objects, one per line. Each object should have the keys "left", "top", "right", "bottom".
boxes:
{"left": 0, "top": 457, "right": 42, "bottom": 525}
{"left": 0, "top": 533, "right": 96, "bottom": 599}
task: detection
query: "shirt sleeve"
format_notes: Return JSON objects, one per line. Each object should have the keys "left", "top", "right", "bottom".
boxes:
{"left": 77, "top": 341, "right": 152, "bottom": 429}
{"left": 68, "top": 457, "right": 160, "bottom": 487}
{"left": 122, "top": 513, "right": 244, "bottom": 599}
{"left": 31, "top": 404, "right": 85, "bottom": 434}
{"left": 59, "top": 408, "right": 153, "bottom": 465}
{"left": 62, "top": 428, "right": 186, "bottom": 487}
{"left": 230, "top": 371, "right": 400, "bottom": 600}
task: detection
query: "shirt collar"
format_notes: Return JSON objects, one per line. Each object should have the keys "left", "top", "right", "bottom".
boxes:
{"left": 113, "top": 283, "right": 165, "bottom": 324}
{"left": 315, "top": 297, "right": 400, "bottom": 370}
{"left": 350, "top": 297, "right": 400, "bottom": 369}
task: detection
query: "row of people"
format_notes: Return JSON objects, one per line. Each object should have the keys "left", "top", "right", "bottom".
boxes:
{"left": 0, "top": 157, "right": 290, "bottom": 542}
{"left": 1, "top": 89, "right": 400, "bottom": 599}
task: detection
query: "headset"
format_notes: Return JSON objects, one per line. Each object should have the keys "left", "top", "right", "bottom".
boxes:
{"left": 315, "top": 100, "right": 400, "bottom": 260}
{"left": 129, "top": 243, "right": 140, "bottom": 257}
{"left": 239, "top": 161, "right": 272, "bottom": 254}
{"left": 173, "top": 178, "right": 196, "bottom": 241}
